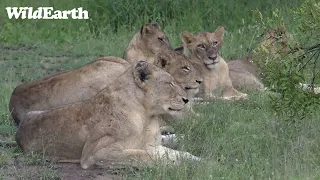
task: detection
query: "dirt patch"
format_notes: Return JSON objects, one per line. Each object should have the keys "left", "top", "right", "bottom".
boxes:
{"left": 1, "top": 158, "right": 125, "bottom": 180}
{"left": 56, "top": 163, "right": 124, "bottom": 180}
{"left": 0, "top": 141, "right": 125, "bottom": 180}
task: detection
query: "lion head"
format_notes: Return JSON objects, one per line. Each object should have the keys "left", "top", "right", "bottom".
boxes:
{"left": 133, "top": 61, "right": 189, "bottom": 118}
{"left": 260, "top": 24, "right": 289, "bottom": 56}
{"left": 124, "top": 22, "right": 172, "bottom": 60}
{"left": 154, "top": 50, "right": 203, "bottom": 99}
{"left": 180, "top": 26, "right": 225, "bottom": 69}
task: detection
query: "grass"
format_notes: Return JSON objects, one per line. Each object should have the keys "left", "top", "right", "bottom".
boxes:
{"left": 124, "top": 94, "right": 320, "bottom": 179}
{"left": 1, "top": 0, "right": 320, "bottom": 179}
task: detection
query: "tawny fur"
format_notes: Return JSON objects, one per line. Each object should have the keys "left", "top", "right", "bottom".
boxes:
{"left": 227, "top": 56, "right": 265, "bottom": 92}
{"left": 178, "top": 26, "right": 248, "bottom": 101}
{"left": 123, "top": 22, "right": 203, "bottom": 134}
{"left": 9, "top": 57, "right": 130, "bottom": 125}
{"left": 15, "top": 61, "right": 200, "bottom": 169}
{"left": 123, "top": 22, "right": 172, "bottom": 64}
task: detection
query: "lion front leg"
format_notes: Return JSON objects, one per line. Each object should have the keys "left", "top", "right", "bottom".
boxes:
{"left": 148, "top": 145, "right": 201, "bottom": 165}
{"left": 203, "top": 77, "right": 220, "bottom": 101}
{"left": 204, "top": 88, "right": 217, "bottom": 101}
{"left": 80, "top": 136, "right": 153, "bottom": 169}
{"left": 222, "top": 86, "right": 248, "bottom": 101}
{"left": 220, "top": 75, "right": 248, "bottom": 101}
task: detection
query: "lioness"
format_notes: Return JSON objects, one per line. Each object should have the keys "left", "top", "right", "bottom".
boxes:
{"left": 177, "top": 26, "right": 248, "bottom": 101}
{"left": 9, "top": 57, "right": 131, "bottom": 125}
{"left": 16, "top": 61, "right": 200, "bottom": 169}
{"left": 227, "top": 24, "right": 289, "bottom": 91}
{"left": 124, "top": 22, "right": 172, "bottom": 64}
{"left": 153, "top": 49, "right": 203, "bottom": 100}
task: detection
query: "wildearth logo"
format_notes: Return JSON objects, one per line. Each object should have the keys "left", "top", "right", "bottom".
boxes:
{"left": 6, "top": 7, "right": 89, "bottom": 19}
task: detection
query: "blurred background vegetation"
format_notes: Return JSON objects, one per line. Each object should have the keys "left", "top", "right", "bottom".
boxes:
{"left": 0, "top": 0, "right": 304, "bottom": 45}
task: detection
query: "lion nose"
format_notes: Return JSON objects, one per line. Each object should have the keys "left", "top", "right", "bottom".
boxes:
{"left": 208, "top": 55, "right": 217, "bottom": 60}
{"left": 182, "top": 97, "right": 189, "bottom": 104}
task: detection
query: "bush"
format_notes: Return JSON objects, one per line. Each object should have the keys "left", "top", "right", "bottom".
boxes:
{"left": 252, "top": 0, "right": 320, "bottom": 121}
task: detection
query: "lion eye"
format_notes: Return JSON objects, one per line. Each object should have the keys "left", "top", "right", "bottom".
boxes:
{"left": 212, "top": 41, "right": 218, "bottom": 46}
{"left": 197, "top": 44, "right": 205, "bottom": 50}
{"left": 158, "top": 37, "right": 165, "bottom": 42}
{"left": 182, "top": 66, "right": 191, "bottom": 72}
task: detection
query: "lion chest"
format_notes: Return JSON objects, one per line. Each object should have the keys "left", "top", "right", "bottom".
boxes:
{"left": 127, "top": 111, "right": 145, "bottom": 134}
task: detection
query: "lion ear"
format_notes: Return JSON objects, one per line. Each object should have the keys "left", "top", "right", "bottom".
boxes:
{"left": 279, "top": 24, "right": 286, "bottom": 34}
{"left": 140, "top": 23, "right": 160, "bottom": 37}
{"left": 181, "top": 32, "right": 195, "bottom": 56}
{"left": 151, "top": 22, "right": 161, "bottom": 29}
{"left": 181, "top": 31, "right": 196, "bottom": 45}
{"left": 213, "top": 26, "right": 225, "bottom": 40}
{"left": 133, "top": 61, "right": 153, "bottom": 88}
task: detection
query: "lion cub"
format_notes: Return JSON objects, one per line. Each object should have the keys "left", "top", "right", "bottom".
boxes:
{"left": 177, "top": 27, "right": 248, "bottom": 101}
{"left": 16, "top": 61, "right": 200, "bottom": 169}
{"left": 124, "top": 22, "right": 172, "bottom": 64}
{"left": 227, "top": 24, "right": 289, "bottom": 91}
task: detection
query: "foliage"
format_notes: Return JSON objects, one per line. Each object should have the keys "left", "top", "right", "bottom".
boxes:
{"left": 0, "top": 0, "right": 303, "bottom": 43}
{"left": 252, "top": 0, "right": 320, "bottom": 121}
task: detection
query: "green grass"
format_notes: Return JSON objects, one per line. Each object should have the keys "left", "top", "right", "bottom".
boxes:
{"left": 1, "top": 0, "right": 320, "bottom": 179}
{"left": 124, "top": 94, "right": 320, "bottom": 179}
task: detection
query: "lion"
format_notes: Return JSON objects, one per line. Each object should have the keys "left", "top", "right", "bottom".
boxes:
{"left": 259, "top": 24, "right": 289, "bottom": 57}
{"left": 176, "top": 26, "right": 248, "bottom": 101}
{"left": 15, "top": 61, "right": 201, "bottom": 169}
{"left": 226, "top": 24, "right": 289, "bottom": 91}
{"left": 123, "top": 22, "right": 172, "bottom": 64}
{"left": 122, "top": 22, "right": 203, "bottom": 137}
{"left": 227, "top": 54, "right": 265, "bottom": 92}
{"left": 9, "top": 57, "right": 131, "bottom": 125}
{"left": 9, "top": 23, "right": 202, "bottom": 126}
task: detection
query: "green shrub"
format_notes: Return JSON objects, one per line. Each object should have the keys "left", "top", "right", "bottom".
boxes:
{"left": 252, "top": 0, "right": 320, "bottom": 121}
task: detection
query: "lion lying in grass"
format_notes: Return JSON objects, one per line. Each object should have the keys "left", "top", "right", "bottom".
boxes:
{"left": 124, "top": 22, "right": 172, "bottom": 64}
{"left": 9, "top": 57, "right": 131, "bottom": 125}
{"left": 16, "top": 61, "right": 201, "bottom": 169}
{"left": 227, "top": 24, "right": 289, "bottom": 91}
{"left": 176, "top": 26, "right": 248, "bottom": 101}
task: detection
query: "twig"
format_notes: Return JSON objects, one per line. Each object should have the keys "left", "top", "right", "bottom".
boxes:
{"left": 0, "top": 140, "right": 17, "bottom": 147}
{"left": 310, "top": 51, "right": 320, "bottom": 91}
{"left": 298, "top": 51, "right": 319, "bottom": 72}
